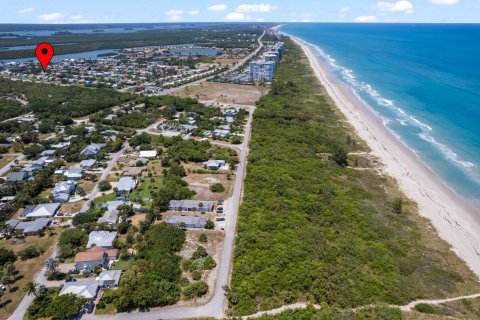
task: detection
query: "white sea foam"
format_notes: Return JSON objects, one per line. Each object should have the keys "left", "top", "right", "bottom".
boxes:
{"left": 419, "top": 133, "right": 475, "bottom": 170}
{"left": 308, "top": 40, "right": 478, "bottom": 178}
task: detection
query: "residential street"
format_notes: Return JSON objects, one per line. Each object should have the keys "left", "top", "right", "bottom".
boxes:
{"left": 0, "top": 154, "right": 25, "bottom": 176}
{"left": 79, "top": 143, "right": 129, "bottom": 213}
{"left": 82, "top": 107, "right": 254, "bottom": 319}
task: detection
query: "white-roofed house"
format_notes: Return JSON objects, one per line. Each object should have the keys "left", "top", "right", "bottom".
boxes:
{"left": 202, "top": 160, "right": 226, "bottom": 170}
{"left": 59, "top": 281, "right": 99, "bottom": 300}
{"left": 80, "top": 159, "right": 96, "bottom": 170}
{"left": 138, "top": 150, "right": 157, "bottom": 159}
{"left": 64, "top": 169, "right": 83, "bottom": 180}
{"left": 86, "top": 231, "right": 117, "bottom": 249}
{"left": 115, "top": 177, "right": 137, "bottom": 199}
{"left": 21, "top": 203, "right": 61, "bottom": 220}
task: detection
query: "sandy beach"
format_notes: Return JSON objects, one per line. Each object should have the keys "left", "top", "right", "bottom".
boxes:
{"left": 292, "top": 36, "right": 480, "bottom": 278}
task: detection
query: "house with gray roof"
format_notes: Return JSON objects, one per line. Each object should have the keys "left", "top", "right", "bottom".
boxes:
{"left": 87, "top": 231, "right": 117, "bottom": 249}
{"left": 5, "top": 171, "right": 29, "bottom": 183}
{"left": 96, "top": 270, "right": 122, "bottom": 288}
{"left": 165, "top": 216, "right": 208, "bottom": 229}
{"left": 98, "top": 209, "right": 119, "bottom": 226}
{"left": 15, "top": 218, "right": 51, "bottom": 235}
{"left": 168, "top": 200, "right": 215, "bottom": 213}
{"left": 115, "top": 177, "right": 137, "bottom": 199}
{"left": 64, "top": 169, "right": 83, "bottom": 180}
{"left": 52, "top": 180, "right": 76, "bottom": 203}
{"left": 80, "top": 143, "right": 101, "bottom": 156}
{"left": 21, "top": 203, "right": 61, "bottom": 220}
{"left": 202, "top": 160, "right": 226, "bottom": 170}
{"left": 80, "top": 159, "right": 96, "bottom": 170}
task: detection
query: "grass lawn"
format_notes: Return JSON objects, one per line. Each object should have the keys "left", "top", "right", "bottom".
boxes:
{"left": 146, "top": 160, "right": 163, "bottom": 175}
{"left": 95, "top": 289, "right": 117, "bottom": 315}
{"left": 112, "top": 258, "right": 134, "bottom": 271}
{"left": 0, "top": 231, "right": 60, "bottom": 319}
{"left": 129, "top": 177, "right": 163, "bottom": 200}
{"left": 0, "top": 154, "right": 16, "bottom": 170}
{"left": 93, "top": 192, "right": 116, "bottom": 205}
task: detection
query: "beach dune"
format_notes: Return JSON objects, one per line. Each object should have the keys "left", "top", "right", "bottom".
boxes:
{"left": 292, "top": 36, "right": 480, "bottom": 278}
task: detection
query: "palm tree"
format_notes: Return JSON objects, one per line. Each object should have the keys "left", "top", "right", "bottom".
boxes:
{"left": 24, "top": 281, "right": 39, "bottom": 296}
{"left": 3, "top": 262, "right": 16, "bottom": 282}
{"left": 45, "top": 258, "right": 58, "bottom": 275}
{"left": 1, "top": 276, "right": 10, "bottom": 290}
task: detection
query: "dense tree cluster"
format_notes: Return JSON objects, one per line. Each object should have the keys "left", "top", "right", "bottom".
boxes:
{"left": 112, "top": 223, "right": 185, "bottom": 311}
{"left": 27, "top": 288, "right": 85, "bottom": 320}
{"left": 229, "top": 39, "right": 466, "bottom": 315}
{"left": 0, "top": 79, "right": 133, "bottom": 118}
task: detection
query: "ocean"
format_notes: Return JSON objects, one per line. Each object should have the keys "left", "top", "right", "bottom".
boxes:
{"left": 280, "top": 23, "right": 480, "bottom": 207}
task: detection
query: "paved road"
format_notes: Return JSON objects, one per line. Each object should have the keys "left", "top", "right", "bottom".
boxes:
{"left": 79, "top": 143, "right": 129, "bottom": 213}
{"left": 8, "top": 248, "right": 58, "bottom": 320}
{"left": 0, "top": 154, "right": 25, "bottom": 176}
{"left": 82, "top": 107, "right": 254, "bottom": 320}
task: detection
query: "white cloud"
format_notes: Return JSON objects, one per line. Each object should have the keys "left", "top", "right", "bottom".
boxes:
{"left": 340, "top": 7, "right": 350, "bottom": 13}
{"left": 18, "top": 8, "right": 34, "bottom": 15}
{"left": 225, "top": 12, "right": 251, "bottom": 21}
{"left": 236, "top": 3, "right": 278, "bottom": 13}
{"left": 165, "top": 10, "right": 184, "bottom": 21}
{"left": 429, "top": 0, "right": 460, "bottom": 4}
{"left": 69, "top": 15, "right": 84, "bottom": 21}
{"left": 290, "top": 18, "right": 312, "bottom": 22}
{"left": 188, "top": 10, "right": 200, "bottom": 16}
{"left": 38, "top": 12, "right": 63, "bottom": 22}
{"left": 208, "top": 4, "right": 228, "bottom": 11}
{"left": 355, "top": 15, "right": 378, "bottom": 22}
{"left": 377, "top": 1, "right": 413, "bottom": 13}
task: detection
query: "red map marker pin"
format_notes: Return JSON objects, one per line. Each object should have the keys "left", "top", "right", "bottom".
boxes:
{"left": 35, "top": 43, "right": 54, "bottom": 72}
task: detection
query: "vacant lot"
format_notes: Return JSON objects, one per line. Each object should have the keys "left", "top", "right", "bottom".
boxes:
{"left": 0, "top": 232, "right": 59, "bottom": 319}
{"left": 175, "top": 82, "right": 268, "bottom": 105}
{"left": 185, "top": 171, "right": 234, "bottom": 201}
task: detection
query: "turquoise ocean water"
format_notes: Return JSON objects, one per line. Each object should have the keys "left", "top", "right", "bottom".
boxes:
{"left": 280, "top": 23, "right": 480, "bottom": 207}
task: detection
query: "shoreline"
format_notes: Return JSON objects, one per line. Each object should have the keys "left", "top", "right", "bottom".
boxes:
{"left": 290, "top": 35, "right": 480, "bottom": 278}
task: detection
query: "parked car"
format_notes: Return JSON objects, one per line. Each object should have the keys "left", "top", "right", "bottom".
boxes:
{"left": 65, "top": 278, "right": 77, "bottom": 282}
{"left": 68, "top": 269, "right": 80, "bottom": 274}
{"left": 216, "top": 217, "right": 225, "bottom": 222}
{"left": 0, "top": 284, "right": 6, "bottom": 291}
{"left": 217, "top": 209, "right": 224, "bottom": 214}
{"left": 217, "top": 200, "right": 224, "bottom": 205}
{"left": 84, "top": 303, "right": 94, "bottom": 314}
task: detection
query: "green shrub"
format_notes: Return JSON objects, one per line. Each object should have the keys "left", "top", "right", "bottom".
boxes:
{"left": 209, "top": 183, "right": 225, "bottom": 193}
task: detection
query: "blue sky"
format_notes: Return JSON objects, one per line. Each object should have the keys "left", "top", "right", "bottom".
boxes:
{"left": 2, "top": 0, "right": 480, "bottom": 24}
